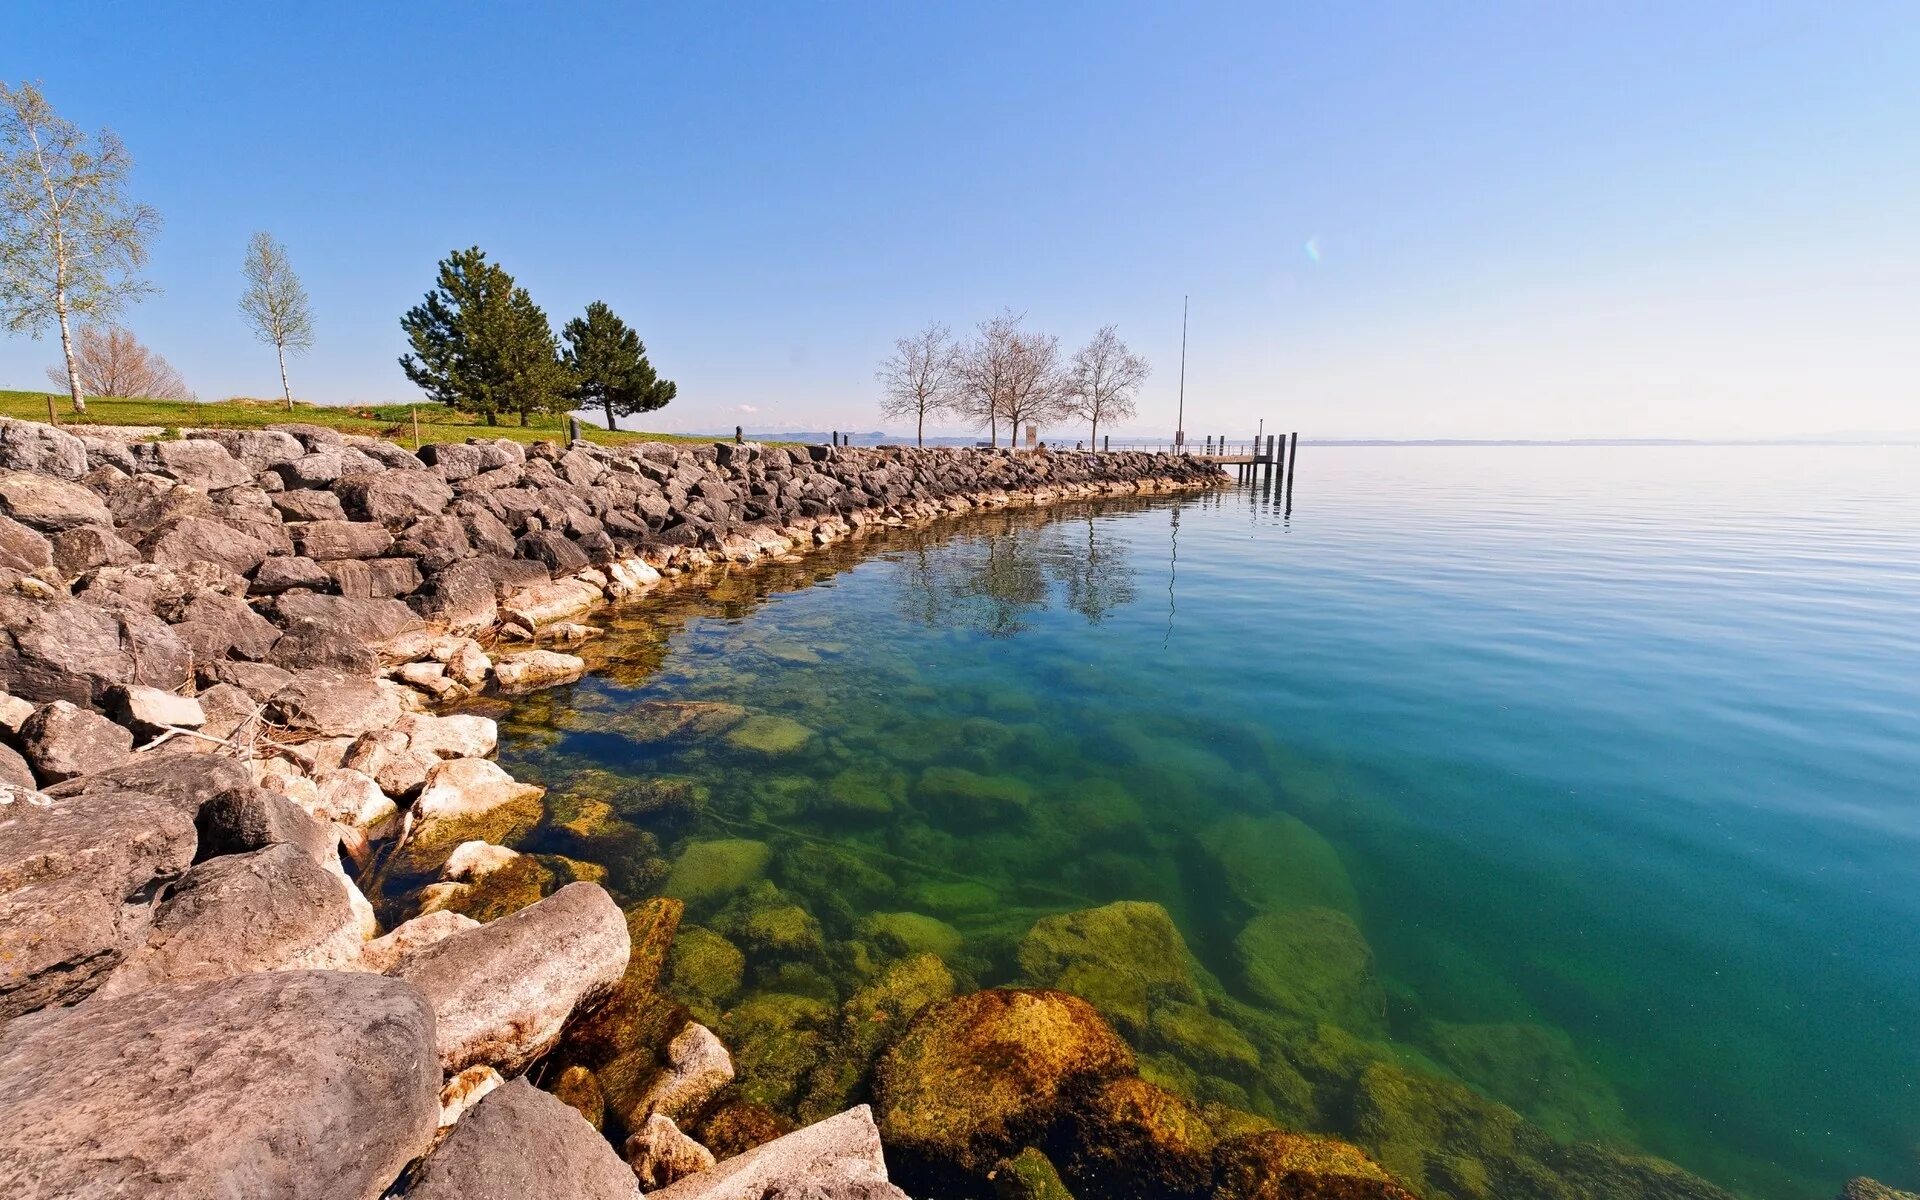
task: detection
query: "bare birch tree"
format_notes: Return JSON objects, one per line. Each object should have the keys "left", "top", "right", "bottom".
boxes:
{"left": 239, "top": 231, "right": 314, "bottom": 410}
{"left": 1065, "top": 325, "right": 1150, "bottom": 447}
{"left": 0, "top": 82, "right": 161, "bottom": 416}
{"left": 876, "top": 322, "right": 959, "bottom": 447}
{"left": 43, "top": 323, "right": 190, "bottom": 399}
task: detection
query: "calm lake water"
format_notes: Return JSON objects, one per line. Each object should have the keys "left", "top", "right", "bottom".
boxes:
{"left": 493, "top": 445, "right": 1920, "bottom": 1199}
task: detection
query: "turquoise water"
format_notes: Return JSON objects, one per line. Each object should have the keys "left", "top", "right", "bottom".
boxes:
{"left": 495, "top": 446, "right": 1920, "bottom": 1198}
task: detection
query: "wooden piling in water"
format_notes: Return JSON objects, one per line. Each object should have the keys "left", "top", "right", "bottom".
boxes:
{"left": 1285, "top": 432, "right": 1299, "bottom": 511}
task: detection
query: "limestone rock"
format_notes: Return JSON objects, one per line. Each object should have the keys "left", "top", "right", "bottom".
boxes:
{"left": 415, "top": 756, "right": 544, "bottom": 824}
{"left": 625, "top": 1112, "right": 716, "bottom": 1189}
{"left": 135, "top": 438, "right": 252, "bottom": 490}
{"left": 438, "top": 1064, "right": 505, "bottom": 1130}
{"left": 18, "top": 699, "right": 134, "bottom": 782}
{"left": 267, "top": 670, "right": 405, "bottom": 736}
{"left": 48, "top": 523, "right": 142, "bottom": 575}
{"left": 0, "top": 969, "right": 441, "bottom": 1199}
{"left": 494, "top": 648, "right": 586, "bottom": 692}
{"left": 0, "top": 785, "right": 197, "bottom": 1019}
{"left": 106, "top": 683, "right": 205, "bottom": 736}
{"left": 0, "top": 470, "right": 113, "bottom": 531}
{"left": 646, "top": 1105, "right": 908, "bottom": 1200}
{"left": 402, "top": 1078, "right": 638, "bottom": 1200}
{"left": 361, "top": 909, "right": 481, "bottom": 973}
{"left": 637, "top": 1020, "right": 736, "bottom": 1125}
{"left": 0, "top": 417, "right": 88, "bottom": 479}
{"left": 98, "top": 842, "right": 365, "bottom": 994}
{"left": 194, "top": 785, "right": 335, "bottom": 863}
{"left": 445, "top": 839, "right": 520, "bottom": 880}
{"left": 390, "top": 881, "right": 630, "bottom": 1074}
{"left": 399, "top": 710, "right": 498, "bottom": 759}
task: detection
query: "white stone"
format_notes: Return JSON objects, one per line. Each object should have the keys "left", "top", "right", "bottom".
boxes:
{"left": 443, "top": 840, "right": 519, "bottom": 881}
{"left": 399, "top": 712, "right": 498, "bottom": 760}
{"left": 437, "top": 1065, "right": 504, "bottom": 1130}
{"left": 361, "top": 909, "right": 481, "bottom": 973}
{"left": 493, "top": 650, "right": 585, "bottom": 693}
{"left": 413, "top": 757, "right": 541, "bottom": 823}
{"left": 637, "top": 1022, "right": 734, "bottom": 1124}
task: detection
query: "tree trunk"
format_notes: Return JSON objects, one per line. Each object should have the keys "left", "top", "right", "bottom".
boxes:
{"left": 989, "top": 412, "right": 997, "bottom": 448}
{"left": 277, "top": 343, "right": 293, "bottom": 410}
{"left": 917, "top": 408, "right": 924, "bottom": 448}
{"left": 518, "top": 408, "right": 529, "bottom": 427}
{"left": 485, "top": 410, "right": 497, "bottom": 427}
{"left": 1091, "top": 415, "right": 1099, "bottom": 449}
{"left": 604, "top": 397, "right": 617, "bottom": 433}
{"left": 55, "top": 300, "right": 86, "bottom": 415}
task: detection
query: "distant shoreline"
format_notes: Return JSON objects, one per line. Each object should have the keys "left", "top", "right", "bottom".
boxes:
{"left": 725, "top": 432, "right": 1920, "bottom": 449}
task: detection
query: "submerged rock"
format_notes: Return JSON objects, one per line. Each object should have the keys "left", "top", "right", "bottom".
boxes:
{"left": 874, "top": 988, "right": 1136, "bottom": 1181}
{"left": 725, "top": 712, "right": 817, "bottom": 756}
{"left": 993, "top": 1147, "right": 1076, "bottom": 1200}
{"left": 663, "top": 837, "right": 772, "bottom": 907}
{"left": 1235, "top": 907, "right": 1386, "bottom": 1033}
{"left": 624, "top": 1112, "right": 716, "bottom": 1189}
{"left": 1211, "top": 1131, "right": 1417, "bottom": 1199}
{"left": 1201, "top": 813, "right": 1358, "bottom": 916}
{"left": 0, "top": 970, "right": 440, "bottom": 1200}
{"left": 1016, "top": 900, "right": 1203, "bottom": 1036}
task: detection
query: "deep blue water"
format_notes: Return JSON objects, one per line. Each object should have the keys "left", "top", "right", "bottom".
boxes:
{"left": 499, "top": 445, "right": 1920, "bottom": 1198}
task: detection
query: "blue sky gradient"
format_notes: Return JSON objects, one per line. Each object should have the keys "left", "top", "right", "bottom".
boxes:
{"left": 4, "top": 2, "right": 1915, "bottom": 438}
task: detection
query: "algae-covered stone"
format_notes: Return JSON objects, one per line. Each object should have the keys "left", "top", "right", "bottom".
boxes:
{"left": 726, "top": 713, "right": 816, "bottom": 756}
{"left": 862, "top": 911, "right": 965, "bottom": 960}
{"left": 993, "top": 1147, "right": 1076, "bottom": 1200}
{"left": 1235, "top": 907, "right": 1385, "bottom": 1033}
{"left": 1201, "top": 813, "right": 1358, "bottom": 915}
{"left": 692, "top": 1098, "right": 795, "bottom": 1160}
{"left": 440, "top": 854, "right": 609, "bottom": 924}
{"left": 713, "top": 882, "right": 826, "bottom": 961}
{"left": 1415, "top": 1019, "right": 1629, "bottom": 1143}
{"left": 667, "top": 925, "right": 747, "bottom": 1023}
{"left": 718, "top": 991, "right": 837, "bottom": 1111}
{"left": 1060, "top": 1073, "right": 1218, "bottom": 1200}
{"left": 606, "top": 699, "right": 747, "bottom": 744}
{"left": 821, "top": 762, "right": 904, "bottom": 819}
{"left": 906, "top": 879, "right": 1003, "bottom": 917}
{"left": 622, "top": 896, "right": 684, "bottom": 995}
{"left": 913, "top": 765, "right": 1034, "bottom": 823}
{"left": 1015, "top": 901, "right": 1203, "bottom": 1036}
{"left": 1212, "top": 1130, "right": 1418, "bottom": 1199}
{"left": 1149, "top": 1002, "right": 1262, "bottom": 1077}
{"left": 799, "top": 953, "right": 958, "bottom": 1124}
{"left": 874, "top": 988, "right": 1136, "bottom": 1182}
{"left": 550, "top": 1064, "right": 606, "bottom": 1131}
{"left": 664, "top": 838, "right": 772, "bottom": 906}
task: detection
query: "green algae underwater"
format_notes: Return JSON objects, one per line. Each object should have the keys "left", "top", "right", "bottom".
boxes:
{"left": 476, "top": 447, "right": 1920, "bottom": 1200}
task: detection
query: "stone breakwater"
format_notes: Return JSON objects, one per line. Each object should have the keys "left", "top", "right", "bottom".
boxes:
{"left": 0, "top": 414, "right": 1365, "bottom": 1200}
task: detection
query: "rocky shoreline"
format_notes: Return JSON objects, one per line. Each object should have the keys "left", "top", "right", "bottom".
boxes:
{"left": 0, "top": 416, "right": 1294, "bottom": 1199}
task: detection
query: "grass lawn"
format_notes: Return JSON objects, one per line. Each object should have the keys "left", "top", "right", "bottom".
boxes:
{"left": 0, "top": 391, "right": 738, "bottom": 449}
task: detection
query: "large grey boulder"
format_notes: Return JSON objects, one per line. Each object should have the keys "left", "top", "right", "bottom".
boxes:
{"left": 141, "top": 515, "right": 277, "bottom": 575}
{"left": 390, "top": 881, "right": 629, "bottom": 1075}
{"left": 0, "top": 785, "right": 197, "bottom": 1019}
{"left": 0, "top": 417, "right": 88, "bottom": 479}
{"left": 0, "top": 470, "right": 113, "bottom": 531}
{"left": 272, "top": 591, "right": 423, "bottom": 640}
{"left": 18, "top": 700, "right": 135, "bottom": 781}
{"left": 97, "top": 842, "right": 365, "bottom": 994}
{"left": 48, "top": 523, "right": 142, "bottom": 575}
{"left": 133, "top": 438, "right": 252, "bottom": 490}
{"left": 187, "top": 428, "right": 305, "bottom": 472}
{"left": 0, "top": 969, "right": 441, "bottom": 1199}
{"left": 194, "top": 785, "right": 335, "bottom": 862}
{"left": 0, "top": 594, "right": 193, "bottom": 706}
{"left": 0, "top": 514, "right": 52, "bottom": 573}
{"left": 401, "top": 1078, "right": 638, "bottom": 1200}
{"left": 291, "top": 518, "right": 395, "bottom": 561}
{"left": 266, "top": 670, "right": 405, "bottom": 736}
{"left": 339, "top": 470, "right": 453, "bottom": 524}
{"left": 42, "top": 752, "right": 251, "bottom": 813}
{"left": 645, "top": 1106, "right": 909, "bottom": 1200}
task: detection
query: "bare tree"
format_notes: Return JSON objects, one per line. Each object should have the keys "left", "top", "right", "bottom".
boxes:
{"left": 0, "top": 82, "right": 161, "bottom": 416}
{"left": 239, "top": 231, "right": 314, "bottom": 410}
{"left": 958, "top": 310, "right": 1049, "bottom": 447}
{"left": 43, "top": 323, "right": 191, "bottom": 400}
{"left": 999, "top": 324, "right": 1067, "bottom": 448}
{"left": 876, "top": 322, "right": 959, "bottom": 447}
{"left": 1065, "top": 325, "right": 1150, "bottom": 448}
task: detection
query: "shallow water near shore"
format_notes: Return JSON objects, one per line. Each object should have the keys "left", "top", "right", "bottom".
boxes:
{"left": 493, "top": 445, "right": 1920, "bottom": 1199}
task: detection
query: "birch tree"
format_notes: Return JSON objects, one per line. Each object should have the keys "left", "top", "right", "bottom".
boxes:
{"left": 1065, "top": 325, "right": 1150, "bottom": 447}
{"left": 0, "top": 82, "right": 161, "bottom": 415}
{"left": 239, "top": 231, "right": 314, "bottom": 410}
{"left": 876, "top": 321, "right": 958, "bottom": 447}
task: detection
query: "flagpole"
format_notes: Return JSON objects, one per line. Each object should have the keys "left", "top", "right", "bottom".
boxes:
{"left": 1176, "top": 295, "right": 1188, "bottom": 453}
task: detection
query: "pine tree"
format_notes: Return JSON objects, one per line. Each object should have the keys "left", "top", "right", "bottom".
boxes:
{"left": 561, "top": 301, "right": 676, "bottom": 432}
{"left": 399, "top": 247, "right": 570, "bottom": 427}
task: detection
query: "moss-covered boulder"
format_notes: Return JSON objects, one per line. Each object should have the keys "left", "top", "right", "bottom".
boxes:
{"left": 1235, "top": 907, "right": 1385, "bottom": 1034}
{"left": 438, "top": 853, "right": 602, "bottom": 923}
{"left": 1060, "top": 1074, "right": 1218, "bottom": 1200}
{"left": 862, "top": 911, "right": 966, "bottom": 960}
{"left": 1149, "top": 1002, "right": 1263, "bottom": 1078}
{"left": 1016, "top": 901, "right": 1203, "bottom": 1036}
{"left": 622, "top": 896, "right": 684, "bottom": 995}
{"left": 799, "top": 952, "right": 957, "bottom": 1123}
{"left": 608, "top": 699, "right": 746, "bottom": 744}
{"left": 726, "top": 713, "right": 817, "bottom": 756}
{"left": 391, "top": 786, "right": 546, "bottom": 876}
{"left": 663, "top": 838, "right": 772, "bottom": 907}
{"left": 691, "top": 1096, "right": 795, "bottom": 1160}
{"left": 712, "top": 881, "right": 826, "bottom": 962}
{"left": 666, "top": 925, "right": 746, "bottom": 1024}
{"left": 717, "top": 991, "right": 837, "bottom": 1111}
{"left": 1212, "top": 1130, "right": 1418, "bottom": 1199}
{"left": 1201, "top": 814, "right": 1358, "bottom": 915}
{"left": 1414, "top": 1019, "right": 1628, "bottom": 1142}
{"left": 549, "top": 1064, "right": 606, "bottom": 1131}
{"left": 821, "top": 762, "right": 906, "bottom": 819}
{"left": 873, "top": 988, "right": 1136, "bottom": 1185}
{"left": 993, "top": 1147, "right": 1076, "bottom": 1200}
{"left": 914, "top": 765, "right": 1035, "bottom": 824}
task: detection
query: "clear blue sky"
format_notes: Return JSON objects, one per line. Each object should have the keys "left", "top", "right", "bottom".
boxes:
{"left": 5, "top": 2, "right": 1915, "bottom": 439}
